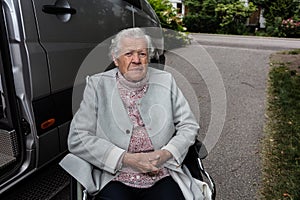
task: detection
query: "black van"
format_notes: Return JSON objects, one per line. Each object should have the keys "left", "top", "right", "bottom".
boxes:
{"left": 0, "top": 0, "right": 164, "bottom": 199}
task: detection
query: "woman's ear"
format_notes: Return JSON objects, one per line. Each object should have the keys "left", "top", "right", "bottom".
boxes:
{"left": 113, "top": 58, "right": 119, "bottom": 67}
{"left": 112, "top": 54, "right": 119, "bottom": 67}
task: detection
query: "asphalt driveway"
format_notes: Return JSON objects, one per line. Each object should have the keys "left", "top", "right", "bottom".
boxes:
{"left": 164, "top": 34, "right": 287, "bottom": 200}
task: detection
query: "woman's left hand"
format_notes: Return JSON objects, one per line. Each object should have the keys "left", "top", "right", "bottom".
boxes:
{"left": 147, "top": 150, "right": 172, "bottom": 168}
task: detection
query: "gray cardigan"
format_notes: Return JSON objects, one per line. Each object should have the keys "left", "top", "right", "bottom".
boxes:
{"left": 60, "top": 67, "right": 210, "bottom": 199}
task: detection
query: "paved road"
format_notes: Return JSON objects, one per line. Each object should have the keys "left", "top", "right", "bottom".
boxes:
{"left": 191, "top": 33, "right": 300, "bottom": 51}
{"left": 165, "top": 34, "right": 300, "bottom": 200}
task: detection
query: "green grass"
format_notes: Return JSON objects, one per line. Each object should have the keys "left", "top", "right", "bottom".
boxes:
{"left": 262, "top": 56, "right": 300, "bottom": 200}
{"left": 288, "top": 49, "right": 300, "bottom": 55}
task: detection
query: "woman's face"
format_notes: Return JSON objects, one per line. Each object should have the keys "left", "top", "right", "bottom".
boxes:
{"left": 114, "top": 37, "right": 148, "bottom": 82}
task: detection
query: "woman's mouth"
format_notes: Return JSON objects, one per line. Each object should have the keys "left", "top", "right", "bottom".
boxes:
{"left": 129, "top": 66, "right": 144, "bottom": 72}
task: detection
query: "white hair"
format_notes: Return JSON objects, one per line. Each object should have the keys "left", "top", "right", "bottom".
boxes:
{"left": 110, "top": 27, "right": 155, "bottom": 61}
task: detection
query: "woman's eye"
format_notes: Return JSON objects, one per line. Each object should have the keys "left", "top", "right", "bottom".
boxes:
{"left": 124, "top": 52, "right": 133, "bottom": 57}
{"left": 139, "top": 52, "right": 147, "bottom": 57}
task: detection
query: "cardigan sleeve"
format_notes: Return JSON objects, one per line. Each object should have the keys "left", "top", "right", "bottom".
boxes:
{"left": 162, "top": 75, "right": 200, "bottom": 164}
{"left": 68, "top": 76, "right": 125, "bottom": 174}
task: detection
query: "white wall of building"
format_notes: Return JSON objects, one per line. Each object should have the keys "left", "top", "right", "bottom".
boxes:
{"left": 169, "top": 0, "right": 185, "bottom": 17}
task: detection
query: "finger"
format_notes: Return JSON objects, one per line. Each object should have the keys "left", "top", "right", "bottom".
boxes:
{"left": 150, "top": 166, "right": 159, "bottom": 172}
{"left": 148, "top": 154, "right": 160, "bottom": 161}
{"left": 140, "top": 164, "right": 159, "bottom": 173}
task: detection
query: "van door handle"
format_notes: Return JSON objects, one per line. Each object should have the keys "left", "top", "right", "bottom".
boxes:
{"left": 42, "top": 5, "right": 76, "bottom": 15}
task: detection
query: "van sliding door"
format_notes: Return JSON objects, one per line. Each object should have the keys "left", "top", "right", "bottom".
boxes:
{"left": 0, "top": 6, "right": 23, "bottom": 184}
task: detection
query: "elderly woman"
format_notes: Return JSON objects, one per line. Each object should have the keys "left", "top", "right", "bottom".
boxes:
{"left": 66, "top": 28, "right": 206, "bottom": 200}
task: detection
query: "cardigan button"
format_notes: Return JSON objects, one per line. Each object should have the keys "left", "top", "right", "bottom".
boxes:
{"left": 125, "top": 129, "right": 130, "bottom": 134}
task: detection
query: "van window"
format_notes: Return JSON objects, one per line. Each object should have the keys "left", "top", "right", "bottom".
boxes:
{"left": 124, "top": 0, "right": 141, "bottom": 9}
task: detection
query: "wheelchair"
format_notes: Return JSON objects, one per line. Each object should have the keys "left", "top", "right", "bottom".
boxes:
{"left": 65, "top": 140, "right": 216, "bottom": 200}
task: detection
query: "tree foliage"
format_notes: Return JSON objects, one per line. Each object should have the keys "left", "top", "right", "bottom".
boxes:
{"left": 183, "top": 0, "right": 219, "bottom": 33}
{"left": 258, "top": 0, "right": 300, "bottom": 37}
{"left": 260, "top": 0, "right": 299, "bottom": 22}
{"left": 148, "top": 0, "right": 191, "bottom": 49}
{"left": 183, "top": 0, "right": 257, "bottom": 34}
{"left": 147, "top": 0, "right": 184, "bottom": 31}
{"left": 149, "top": 0, "right": 300, "bottom": 37}
{"left": 215, "top": 1, "right": 257, "bottom": 34}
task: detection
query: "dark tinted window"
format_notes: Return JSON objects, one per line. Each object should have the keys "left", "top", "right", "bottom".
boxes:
{"left": 123, "top": 0, "right": 141, "bottom": 9}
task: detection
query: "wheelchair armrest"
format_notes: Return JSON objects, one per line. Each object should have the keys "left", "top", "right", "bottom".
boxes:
{"left": 184, "top": 140, "right": 216, "bottom": 199}
{"left": 194, "top": 139, "right": 208, "bottom": 159}
{"left": 183, "top": 139, "right": 208, "bottom": 180}
{"left": 59, "top": 153, "right": 101, "bottom": 195}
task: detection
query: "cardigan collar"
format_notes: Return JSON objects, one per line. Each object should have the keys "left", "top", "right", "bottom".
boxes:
{"left": 116, "top": 70, "right": 149, "bottom": 91}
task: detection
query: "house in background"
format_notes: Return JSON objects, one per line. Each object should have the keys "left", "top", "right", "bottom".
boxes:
{"left": 244, "top": 0, "right": 266, "bottom": 28}
{"left": 169, "top": 0, "right": 185, "bottom": 17}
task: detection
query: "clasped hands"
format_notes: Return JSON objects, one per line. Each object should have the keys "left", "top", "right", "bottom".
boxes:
{"left": 122, "top": 149, "right": 172, "bottom": 174}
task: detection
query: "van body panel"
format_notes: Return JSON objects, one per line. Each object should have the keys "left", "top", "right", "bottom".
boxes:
{"left": 31, "top": 0, "right": 134, "bottom": 94}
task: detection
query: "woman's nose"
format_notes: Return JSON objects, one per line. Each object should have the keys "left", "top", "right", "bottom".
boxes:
{"left": 131, "top": 53, "right": 140, "bottom": 63}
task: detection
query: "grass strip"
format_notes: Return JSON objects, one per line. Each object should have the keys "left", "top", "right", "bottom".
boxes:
{"left": 262, "top": 51, "right": 300, "bottom": 200}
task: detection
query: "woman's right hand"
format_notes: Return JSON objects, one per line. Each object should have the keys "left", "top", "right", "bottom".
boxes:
{"left": 122, "top": 152, "right": 160, "bottom": 173}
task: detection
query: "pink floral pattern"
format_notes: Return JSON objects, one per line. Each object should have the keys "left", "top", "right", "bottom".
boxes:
{"left": 113, "top": 73, "right": 170, "bottom": 188}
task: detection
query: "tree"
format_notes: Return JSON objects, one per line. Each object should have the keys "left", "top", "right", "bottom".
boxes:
{"left": 183, "top": 0, "right": 220, "bottom": 33}
{"left": 147, "top": 0, "right": 184, "bottom": 31}
{"left": 261, "top": 0, "right": 298, "bottom": 21}
{"left": 215, "top": 1, "right": 257, "bottom": 34}
{"left": 148, "top": 0, "right": 191, "bottom": 49}
{"left": 258, "top": 0, "right": 300, "bottom": 37}
{"left": 183, "top": 0, "right": 257, "bottom": 34}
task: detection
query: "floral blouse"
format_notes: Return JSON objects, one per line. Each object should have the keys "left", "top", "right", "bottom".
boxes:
{"left": 113, "top": 72, "right": 170, "bottom": 188}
